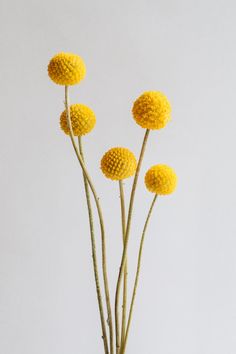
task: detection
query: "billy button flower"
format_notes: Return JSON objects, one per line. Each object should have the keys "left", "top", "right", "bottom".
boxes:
{"left": 101, "top": 147, "right": 137, "bottom": 181}
{"left": 132, "top": 91, "right": 171, "bottom": 130}
{"left": 48, "top": 52, "right": 86, "bottom": 86}
{"left": 48, "top": 52, "right": 113, "bottom": 354}
{"left": 122, "top": 164, "right": 177, "bottom": 353}
{"left": 145, "top": 164, "right": 177, "bottom": 195}
{"left": 60, "top": 104, "right": 96, "bottom": 136}
{"left": 101, "top": 146, "right": 137, "bottom": 346}
{"left": 115, "top": 92, "right": 172, "bottom": 351}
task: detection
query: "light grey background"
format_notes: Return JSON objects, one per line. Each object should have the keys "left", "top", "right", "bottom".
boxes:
{"left": 0, "top": 0, "right": 236, "bottom": 353}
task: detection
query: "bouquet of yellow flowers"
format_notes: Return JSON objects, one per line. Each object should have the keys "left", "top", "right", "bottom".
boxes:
{"left": 48, "top": 52, "right": 177, "bottom": 354}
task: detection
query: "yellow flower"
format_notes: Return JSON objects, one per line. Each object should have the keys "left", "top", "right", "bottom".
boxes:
{"left": 145, "top": 164, "right": 177, "bottom": 195}
{"left": 60, "top": 104, "right": 96, "bottom": 136}
{"left": 101, "top": 147, "right": 137, "bottom": 180}
{"left": 48, "top": 52, "right": 86, "bottom": 85}
{"left": 132, "top": 91, "right": 171, "bottom": 130}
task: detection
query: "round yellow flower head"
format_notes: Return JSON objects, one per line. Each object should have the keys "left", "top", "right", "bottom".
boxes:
{"left": 60, "top": 104, "right": 96, "bottom": 136}
{"left": 101, "top": 147, "right": 137, "bottom": 181}
{"left": 145, "top": 164, "right": 177, "bottom": 195}
{"left": 48, "top": 52, "right": 86, "bottom": 85}
{"left": 132, "top": 91, "right": 171, "bottom": 130}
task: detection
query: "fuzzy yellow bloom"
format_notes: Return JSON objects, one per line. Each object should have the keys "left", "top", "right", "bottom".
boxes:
{"left": 101, "top": 147, "right": 137, "bottom": 181}
{"left": 48, "top": 52, "right": 86, "bottom": 85}
{"left": 132, "top": 91, "right": 171, "bottom": 130}
{"left": 60, "top": 104, "right": 96, "bottom": 136}
{"left": 145, "top": 164, "right": 177, "bottom": 195}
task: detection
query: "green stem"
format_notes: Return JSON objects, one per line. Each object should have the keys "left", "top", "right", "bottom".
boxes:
{"left": 64, "top": 86, "right": 114, "bottom": 354}
{"left": 115, "top": 129, "right": 150, "bottom": 353}
{"left": 119, "top": 181, "right": 127, "bottom": 347}
{"left": 120, "top": 194, "right": 158, "bottom": 354}
{"left": 78, "top": 137, "right": 109, "bottom": 354}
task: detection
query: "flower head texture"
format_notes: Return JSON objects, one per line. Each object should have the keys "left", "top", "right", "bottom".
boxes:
{"left": 60, "top": 104, "right": 96, "bottom": 136}
{"left": 48, "top": 52, "right": 86, "bottom": 85}
{"left": 101, "top": 147, "right": 137, "bottom": 181}
{"left": 132, "top": 91, "right": 171, "bottom": 130}
{"left": 145, "top": 164, "right": 177, "bottom": 195}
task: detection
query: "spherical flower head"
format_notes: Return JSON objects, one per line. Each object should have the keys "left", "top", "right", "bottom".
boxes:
{"left": 48, "top": 52, "right": 86, "bottom": 85}
{"left": 132, "top": 91, "right": 171, "bottom": 130}
{"left": 60, "top": 104, "right": 96, "bottom": 136}
{"left": 101, "top": 147, "right": 137, "bottom": 181}
{"left": 145, "top": 164, "right": 177, "bottom": 195}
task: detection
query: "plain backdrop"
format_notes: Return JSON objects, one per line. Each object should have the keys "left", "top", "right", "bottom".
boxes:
{"left": 0, "top": 0, "right": 236, "bottom": 353}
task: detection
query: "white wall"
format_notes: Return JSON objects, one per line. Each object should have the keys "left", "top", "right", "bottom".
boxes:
{"left": 1, "top": 1, "right": 236, "bottom": 353}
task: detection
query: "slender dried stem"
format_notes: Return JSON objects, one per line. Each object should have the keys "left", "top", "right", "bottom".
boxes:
{"left": 119, "top": 180, "right": 127, "bottom": 347}
{"left": 64, "top": 86, "right": 114, "bottom": 354}
{"left": 78, "top": 137, "right": 109, "bottom": 354}
{"left": 115, "top": 129, "right": 150, "bottom": 353}
{"left": 120, "top": 194, "right": 158, "bottom": 354}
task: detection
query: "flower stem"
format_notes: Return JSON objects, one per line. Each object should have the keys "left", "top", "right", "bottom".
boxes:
{"left": 115, "top": 129, "right": 150, "bottom": 353}
{"left": 119, "top": 180, "right": 127, "bottom": 347}
{"left": 120, "top": 194, "right": 158, "bottom": 354}
{"left": 64, "top": 86, "right": 114, "bottom": 354}
{"left": 78, "top": 136, "right": 109, "bottom": 354}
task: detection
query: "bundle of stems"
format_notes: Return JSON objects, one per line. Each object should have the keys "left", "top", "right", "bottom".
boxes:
{"left": 48, "top": 51, "right": 177, "bottom": 354}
